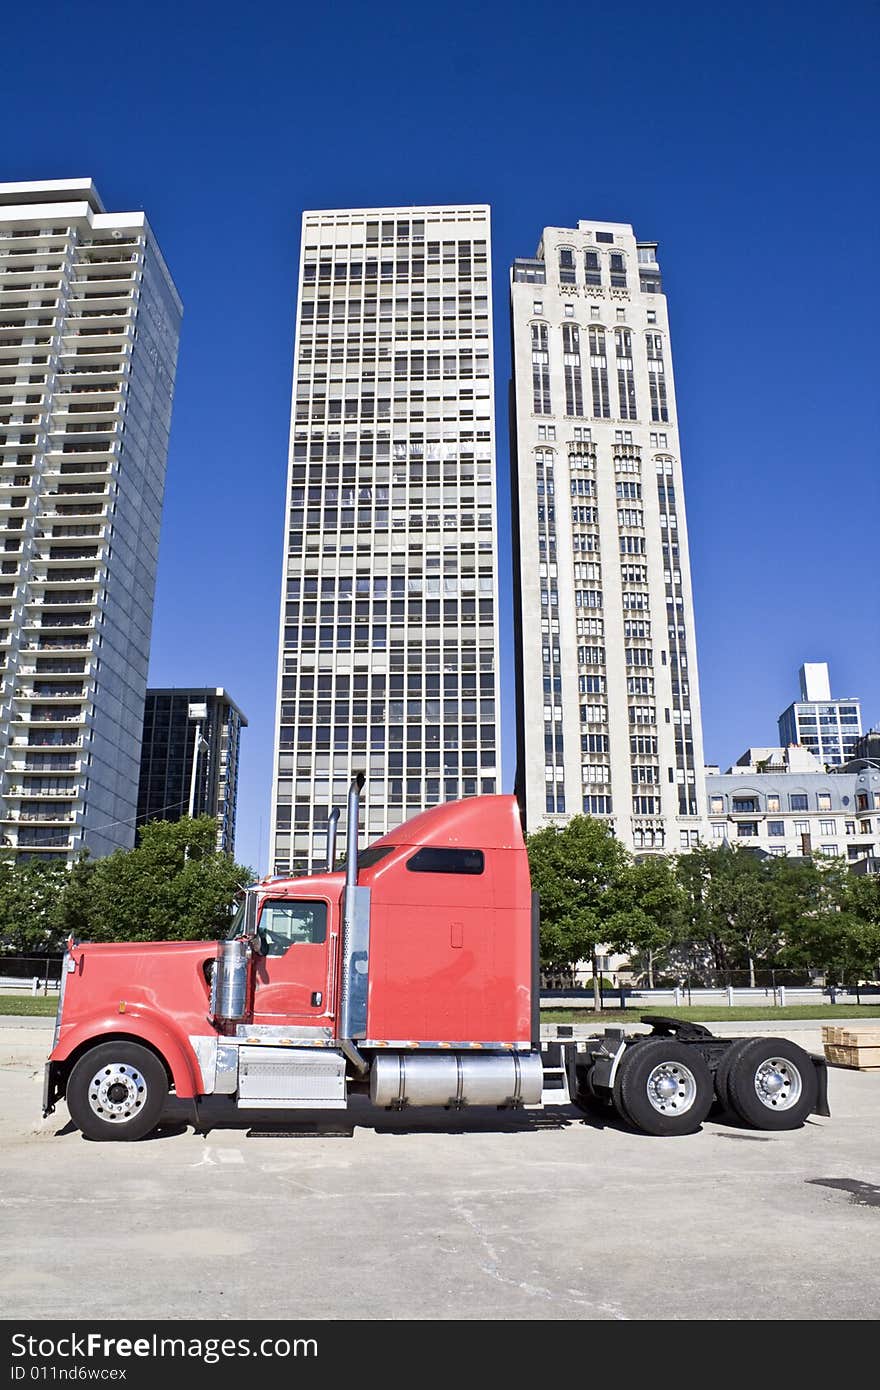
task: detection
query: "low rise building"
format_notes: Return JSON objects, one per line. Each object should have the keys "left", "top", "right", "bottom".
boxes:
{"left": 706, "top": 746, "right": 879, "bottom": 864}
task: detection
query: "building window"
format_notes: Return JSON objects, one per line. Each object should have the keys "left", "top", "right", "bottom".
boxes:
{"left": 584, "top": 250, "right": 601, "bottom": 287}
{"left": 645, "top": 333, "right": 669, "bottom": 421}
{"left": 647, "top": 310, "right": 657, "bottom": 324}
{"left": 737, "top": 822, "right": 758, "bottom": 837}
{"left": 562, "top": 324, "right": 584, "bottom": 417}
{"left": 789, "top": 793, "right": 808, "bottom": 811}
{"left": 615, "top": 328, "right": 637, "bottom": 420}
{"left": 732, "top": 797, "right": 759, "bottom": 813}
{"left": 817, "top": 792, "right": 832, "bottom": 811}
{"left": 766, "top": 794, "right": 781, "bottom": 813}
{"left": 533, "top": 301, "right": 543, "bottom": 314}
{"left": 819, "top": 819, "right": 837, "bottom": 836}
{"left": 564, "top": 303, "right": 574, "bottom": 318}
{"left": 609, "top": 252, "right": 627, "bottom": 289}
{"left": 712, "top": 823, "right": 726, "bottom": 840}
{"left": 768, "top": 821, "right": 785, "bottom": 837}
{"left": 558, "top": 247, "right": 576, "bottom": 285}
{"left": 588, "top": 327, "right": 610, "bottom": 418}
{"left": 793, "top": 820, "right": 810, "bottom": 837}
{"left": 709, "top": 795, "right": 724, "bottom": 813}
{"left": 595, "top": 231, "right": 614, "bottom": 244}
{"left": 531, "top": 322, "right": 551, "bottom": 414}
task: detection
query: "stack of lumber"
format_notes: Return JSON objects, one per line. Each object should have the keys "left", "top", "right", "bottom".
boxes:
{"left": 822, "top": 1025, "right": 880, "bottom": 1071}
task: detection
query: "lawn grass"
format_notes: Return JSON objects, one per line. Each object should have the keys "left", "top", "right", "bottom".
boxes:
{"left": 0, "top": 994, "right": 58, "bottom": 1017}
{"left": 541, "top": 1004, "right": 880, "bottom": 1024}
{"left": 3, "top": 995, "right": 879, "bottom": 1025}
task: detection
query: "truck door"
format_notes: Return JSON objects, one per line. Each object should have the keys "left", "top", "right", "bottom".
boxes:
{"left": 251, "top": 898, "right": 334, "bottom": 1028}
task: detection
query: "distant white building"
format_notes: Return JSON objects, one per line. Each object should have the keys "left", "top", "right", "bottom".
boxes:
{"left": 706, "top": 746, "right": 878, "bottom": 864}
{"left": 777, "top": 663, "right": 861, "bottom": 768}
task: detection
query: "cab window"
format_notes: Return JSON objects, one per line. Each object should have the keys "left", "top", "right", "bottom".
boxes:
{"left": 259, "top": 900, "right": 328, "bottom": 955}
{"left": 405, "top": 847, "right": 484, "bottom": 874}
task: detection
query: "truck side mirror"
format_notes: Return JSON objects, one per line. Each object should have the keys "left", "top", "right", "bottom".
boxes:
{"left": 243, "top": 891, "right": 258, "bottom": 941}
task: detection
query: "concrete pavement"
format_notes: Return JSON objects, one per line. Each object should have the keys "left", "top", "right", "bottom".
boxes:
{"left": 2, "top": 1014, "right": 878, "bottom": 1321}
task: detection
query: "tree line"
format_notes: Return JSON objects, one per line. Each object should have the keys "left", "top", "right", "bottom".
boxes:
{"left": 1, "top": 812, "right": 878, "bottom": 988}
{"left": 527, "top": 816, "right": 880, "bottom": 987}
{"left": 0, "top": 817, "right": 253, "bottom": 957}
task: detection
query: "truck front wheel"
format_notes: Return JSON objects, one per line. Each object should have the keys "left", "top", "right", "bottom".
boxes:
{"left": 66, "top": 1042, "right": 169, "bottom": 1141}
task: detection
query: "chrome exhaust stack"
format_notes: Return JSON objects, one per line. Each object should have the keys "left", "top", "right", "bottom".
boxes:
{"left": 326, "top": 806, "right": 340, "bottom": 872}
{"left": 340, "top": 772, "right": 370, "bottom": 1041}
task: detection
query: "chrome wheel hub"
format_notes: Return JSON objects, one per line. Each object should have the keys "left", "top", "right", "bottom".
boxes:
{"left": 87, "top": 1063, "right": 147, "bottom": 1122}
{"left": 754, "top": 1057, "right": 801, "bottom": 1111}
{"left": 646, "top": 1061, "right": 697, "bottom": 1114}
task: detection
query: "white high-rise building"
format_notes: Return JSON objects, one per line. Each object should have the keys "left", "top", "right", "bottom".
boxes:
{"left": 510, "top": 219, "right": 706, "bottom": 853}
{"left": 0, "top": 179, "right": 182, "bottom": 862}
{"left": 270, "top": 206, "right": 501, "bottom": 875}
{"left": 778, "top": 663, "right": 862, "bottom": 767}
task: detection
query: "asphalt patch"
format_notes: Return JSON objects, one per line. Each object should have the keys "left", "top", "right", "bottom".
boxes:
{"left": 807, "top": 1178, "right": 880, "bottom": 1207}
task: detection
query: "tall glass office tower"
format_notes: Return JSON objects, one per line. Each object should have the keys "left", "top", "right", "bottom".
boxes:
{"left": 270, "top": 206, "right": 501, "bottom": 875}
{"left": 0, "top": 179, "right": 181, "bottom": 861}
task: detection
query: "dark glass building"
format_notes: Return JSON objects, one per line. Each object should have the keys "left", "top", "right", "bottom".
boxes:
{"left": 137, "top": 688, "right": 247, "bottom": 854}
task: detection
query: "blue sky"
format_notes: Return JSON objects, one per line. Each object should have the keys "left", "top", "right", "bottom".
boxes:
{"left": 5, "top": 0, "right": 878, "bottom": 872}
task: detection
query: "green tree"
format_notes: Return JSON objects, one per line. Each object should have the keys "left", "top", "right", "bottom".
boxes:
{"left": 81, "top": 817, "right": 254, "bottom": 943}
{"left": 526, "top": 815, "right": 631, "bottom": 976}
{"left": 675, "top": 844, "right": 785, "bottom": 984}
{"left": 606, "top": 853, "right": 684, "bottom": 986}
{"left": 781, "top": 860, "right": 880, "bottom": 984}
{"left": 0, "top": 857, "right": 71, "bottom": 954}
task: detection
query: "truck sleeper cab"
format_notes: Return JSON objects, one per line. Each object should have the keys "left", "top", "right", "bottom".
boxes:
{"left": 43, "top": 779, "right": 829, "bottom": 1141}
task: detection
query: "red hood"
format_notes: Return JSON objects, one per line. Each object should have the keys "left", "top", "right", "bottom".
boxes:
{"left": 61, "top": 937, "right": 219, "bottom": 1039}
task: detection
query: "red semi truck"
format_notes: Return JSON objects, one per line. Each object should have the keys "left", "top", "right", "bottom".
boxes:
{"left": 43, "top": 778, "right": 829, "bottom": 1140}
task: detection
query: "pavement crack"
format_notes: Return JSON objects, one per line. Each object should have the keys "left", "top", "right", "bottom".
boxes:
{"left": 452, "top": 1202, "right": 628, "bottom": 1318}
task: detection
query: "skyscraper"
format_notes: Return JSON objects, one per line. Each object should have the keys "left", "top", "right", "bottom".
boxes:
{"left": 778, "top": 663, "right": 862, "bottom": 767}
{"left": 510, "top": 219, "right": 706, "bottom": 853}
{"left": 270, "top": 206, "right": 500, "bottom": 875}
{"left": 137, "top": 687, "right": 247, "bottom": 855}
{"left": 0, "top": 179, "right": 181, "bottom": 862}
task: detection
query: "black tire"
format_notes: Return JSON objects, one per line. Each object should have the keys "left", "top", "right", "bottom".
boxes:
{"left": 617, "top": 1039, "right": 714, "bottom": 1136}
{"left": 726, "top": 1038, "right": 817, "bottom": 1131}
{"left": 713, "top": 1039, "right": 755, "bottom": 1113}
{"left": 66, "top": 1041, "right": 168, "bottom": 1141}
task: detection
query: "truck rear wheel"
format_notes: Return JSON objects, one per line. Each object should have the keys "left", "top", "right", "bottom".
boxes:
{"left": 66, "top": 1042, "right": 168, "bottom": 1141}
{"left": 712, "top": 1038, "right": 755, "bottom": 1113}
{"left": 725, "top": 1038, "right": 817, "bottom": 1131}
{"left": 616, "top": 1039, "right": 713, "bottom": 1137}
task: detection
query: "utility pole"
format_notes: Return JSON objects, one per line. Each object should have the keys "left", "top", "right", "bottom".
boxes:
{"left": 185, "top": 702, "right": 209, "bottom": 859}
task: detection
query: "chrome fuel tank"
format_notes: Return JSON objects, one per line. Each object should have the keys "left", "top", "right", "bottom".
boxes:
{"left": 370, "top": 1051, "right": 543, "bottom": 1108}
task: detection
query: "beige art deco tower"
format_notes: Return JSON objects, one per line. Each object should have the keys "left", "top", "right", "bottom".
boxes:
{"left": 510, "top": 219, "right": 707, "bottom": 853}
{"left": 270, "top": 206, "right": 501, "bottom": 875}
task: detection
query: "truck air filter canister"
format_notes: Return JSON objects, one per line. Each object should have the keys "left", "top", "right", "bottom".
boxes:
{"left": 370, "top": 1051, "right": 543, "bottom": 1109}
{"left": 211, "top": 939, "right": 252, "bottom": 1022}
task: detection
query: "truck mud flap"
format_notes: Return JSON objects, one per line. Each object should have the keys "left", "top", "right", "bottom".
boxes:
{"left": 811, "top": 1054, "right": 831, "bottom": 1118}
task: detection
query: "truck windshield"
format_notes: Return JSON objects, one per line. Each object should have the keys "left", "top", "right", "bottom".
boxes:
{"left": 225, "top": 899, "right": 247, "bottom": 941}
